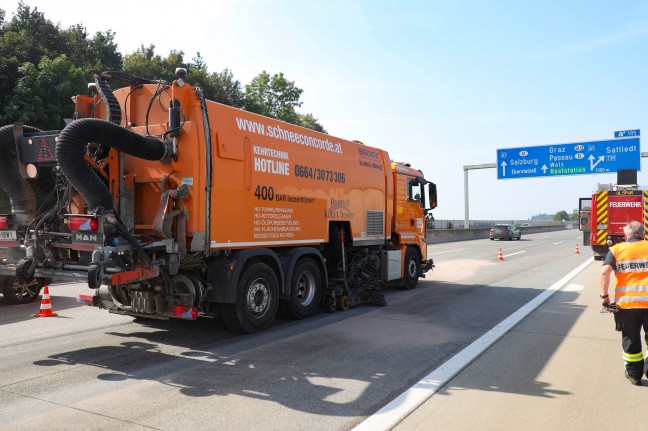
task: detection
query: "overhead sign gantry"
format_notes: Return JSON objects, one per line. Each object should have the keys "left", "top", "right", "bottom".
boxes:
{"left": 496, "top": 131, "right": 640, "bottom": 180}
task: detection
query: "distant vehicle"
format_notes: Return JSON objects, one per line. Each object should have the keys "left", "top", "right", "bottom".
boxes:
{"left": 490, "top": 224, "right": 521, "bottom": 241}
{"left": 520, "top": 223, "right": 531, "bottom": 227}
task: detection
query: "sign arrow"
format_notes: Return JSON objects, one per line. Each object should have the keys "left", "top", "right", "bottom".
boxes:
{"left": 500, "top": 161, "right": 507, "bottom": 177}
{"left": 541, "top": 164, "right": 548, "bottom": 174}
{"left": 588, "top": 154, "right": 604, "bottom": 171}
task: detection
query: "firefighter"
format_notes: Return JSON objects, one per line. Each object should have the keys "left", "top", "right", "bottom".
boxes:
{"left": 600, "top": 220, "right": 648, "bottom": 386}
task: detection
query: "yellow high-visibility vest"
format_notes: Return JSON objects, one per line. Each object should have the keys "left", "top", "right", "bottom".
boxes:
{"left": 612, "top": 240, "right": 648, "bottom": 309}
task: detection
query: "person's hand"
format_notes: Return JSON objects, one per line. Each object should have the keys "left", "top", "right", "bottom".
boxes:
{"left": 601, "top": 295, "right": 610, "bottom": 307}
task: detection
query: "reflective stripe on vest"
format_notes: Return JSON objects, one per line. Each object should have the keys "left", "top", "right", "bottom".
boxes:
{"left": 612, "top": 240, "right": 648, "bottom": 309}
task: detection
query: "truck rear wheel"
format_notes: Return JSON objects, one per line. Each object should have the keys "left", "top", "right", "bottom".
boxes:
{"left": 2, "top": 277, "right": 43, "bottom": 304}
{"left": 403, "top": 247, "right": 420, "bottom": 290}
{"left": 220, "top": 262, "right": 279, "bottom": 333}
{"left": 285, "top": 258, "right": 322, "bottom": 319}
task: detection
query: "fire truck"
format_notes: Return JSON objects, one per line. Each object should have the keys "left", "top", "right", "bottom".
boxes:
{"left": 0, "top": 69, "right": 436, "bottom": 333}
{"left": 579, "top": 170, "right": 646, "bottom": 260}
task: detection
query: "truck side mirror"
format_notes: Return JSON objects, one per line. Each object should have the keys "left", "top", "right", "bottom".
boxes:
{"left": 428, "top": 183, "right": 437, "bottom": 209}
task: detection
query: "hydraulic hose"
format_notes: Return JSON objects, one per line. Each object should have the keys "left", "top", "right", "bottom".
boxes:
{"left": 55, "top": 118, "right": 167, "bottom": 212}
{"left": 0, "top": 124, "right": 39, "bottom": 223}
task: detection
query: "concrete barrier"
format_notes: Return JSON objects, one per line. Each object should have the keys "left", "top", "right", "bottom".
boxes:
{"left": 425, "top": 225, "right": 571, "bottom": 244}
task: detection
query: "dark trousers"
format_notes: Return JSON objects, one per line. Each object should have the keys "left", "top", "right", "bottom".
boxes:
{"left": 615, "top": 308, "right": 648, "bottom": 378}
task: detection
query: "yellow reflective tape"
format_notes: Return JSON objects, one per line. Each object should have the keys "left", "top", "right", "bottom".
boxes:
{"left": 623, "top": 351, "right": 644, "bottom": 362}
{"left": 645, "top": 191, "right": 648, "bottom": 239}
{"left": 596, "top": 231, "right": 608, "bottom": 245}
{"left": 595, "top": 191, "right": 608, "bottom": 245}
{"left": 596, "top": 192, "right": 608, "bottom": 223}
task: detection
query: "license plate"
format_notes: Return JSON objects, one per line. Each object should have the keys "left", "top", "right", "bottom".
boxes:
{"left": 0, "top": 231, "right": 17, "bottom": 240}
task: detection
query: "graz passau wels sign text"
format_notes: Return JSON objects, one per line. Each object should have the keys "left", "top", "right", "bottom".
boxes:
{"left": 496, "top": 134, "right": 640, "bottom": 180}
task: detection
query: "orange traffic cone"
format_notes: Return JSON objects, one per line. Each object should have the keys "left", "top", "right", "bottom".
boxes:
{"left": 34, "top": 285, "right": 58, "bottom": 317}
{"left": 497, "top": 248, "right": 504, "bottom": 261}
{"left": 574, "top": 244, "right": 580, "bottom": 254}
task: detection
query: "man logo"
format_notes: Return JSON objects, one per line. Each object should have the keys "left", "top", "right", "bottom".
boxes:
{"left": 73, "top": 233, "right": 100, "bottom": 243}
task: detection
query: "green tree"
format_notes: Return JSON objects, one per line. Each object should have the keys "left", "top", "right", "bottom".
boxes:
{"left": 0, "top": 2, "right": 122, "bottom": 125}
{"left": 5, "top": 54, "right": 86, "bottom": 130}
{"left": 58, "top": 25, "right": 121, "bottom": 73}
{"left": 298, "top": 113, "right": 327, "bottom": 133}
{"left": 245, "top": 71, "right": 303, "bottom": 124}
{"left": 204, "top": 68, "right": 245, "bottom": 109}
{"left": 553, "top": 210, "right": 569, "bottom": 221}
{"left": 123, "top": 44, "right": 187, "bottom": 82}
{"left": 244, "top": 71, "right": 326, "bottom": 132}
{"left": 570, "top": 209, "right": 580, "bottom": 221}
{"left": 0, "top": 4, "right": 327, "bottom": 132}
{"left": 86, "top": 30, "right": 122, "bottom": 71}
{"left": 0, "top": 2, "right": 63, "bottom": 122}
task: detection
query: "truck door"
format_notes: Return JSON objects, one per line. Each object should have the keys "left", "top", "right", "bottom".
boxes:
{"left": 406, "top": 177, "right": 427, "bottom": 237}
{"left": 579, "top": 197, "right": 592, "bottom": 246}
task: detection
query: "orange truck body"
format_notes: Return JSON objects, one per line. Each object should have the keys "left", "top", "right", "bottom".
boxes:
{"left": 0, "top": 71, "right": 436, "bottom": 332}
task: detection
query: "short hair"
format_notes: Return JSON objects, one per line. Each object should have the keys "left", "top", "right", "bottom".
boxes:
{"left": 624, "top": 220, "right": 645, "bottom": 238}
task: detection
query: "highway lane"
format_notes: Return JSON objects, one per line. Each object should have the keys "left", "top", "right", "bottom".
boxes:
{"left": 0, "top": 229, "right": 592, "bottom": 431}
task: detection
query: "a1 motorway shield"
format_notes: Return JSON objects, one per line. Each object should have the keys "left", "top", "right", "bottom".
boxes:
{"left": 497, "top": 137, "right": 640, "bottom": 180}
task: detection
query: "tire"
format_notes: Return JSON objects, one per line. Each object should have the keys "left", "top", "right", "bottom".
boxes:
{"left": 220, "top": 262, "right": 279, "bottom": 333}
{"left": 2, "top": 277, "right": 43, "bottom": 304}
{"left": 403, "top": 247, "right": 420, "bottom": 290}
{"left": 285, "top": 259, "right": 322, "bottom": 319}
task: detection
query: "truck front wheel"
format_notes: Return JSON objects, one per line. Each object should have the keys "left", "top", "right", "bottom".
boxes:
{"left": 403, "top": 247, "right": 420, "bottom": 290}
{"left": 220, "top": 262, "right": 279, "bottom": 333}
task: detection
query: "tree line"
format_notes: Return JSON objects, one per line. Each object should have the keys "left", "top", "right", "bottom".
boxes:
{"left": 532, "top": 211, "right": 580, "bottom": 222}
{"left": 0, "top": 2, "right": 326, "bottom": 132}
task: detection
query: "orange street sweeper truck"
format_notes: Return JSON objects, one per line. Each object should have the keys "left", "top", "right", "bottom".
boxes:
{"left": 0, "top": 69, "right": 436, "bottom": 332}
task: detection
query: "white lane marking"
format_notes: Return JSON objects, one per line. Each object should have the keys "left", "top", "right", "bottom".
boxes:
{"left": 430, "top": 249, "right": 463, "bottom": 255}
{"left": 352, "top": 257, "right": 594, "bottom": 431}
{"left": 553, "top": 241, "right": 565, "bottom": 245}
{"left": 503, "top": 251, "right": 525, "bottom": 257}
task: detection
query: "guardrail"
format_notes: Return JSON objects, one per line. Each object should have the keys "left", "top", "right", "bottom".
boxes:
{"left": 429, "top": 219, "right": 566, "bottom": 229}
{"left": 426, "top": 223, "right": 573, "bottom": 244}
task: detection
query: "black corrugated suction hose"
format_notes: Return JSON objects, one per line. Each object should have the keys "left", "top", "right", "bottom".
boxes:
{"left": 55, "top": 118, "right": 167, "bottom": 212}
{"left": 0, "top": 124, "right": 40, "bottom": 220}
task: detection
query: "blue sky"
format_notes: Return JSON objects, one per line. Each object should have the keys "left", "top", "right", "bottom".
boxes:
{"left": 5, "top": 0, "right": 648, "bottom": 220}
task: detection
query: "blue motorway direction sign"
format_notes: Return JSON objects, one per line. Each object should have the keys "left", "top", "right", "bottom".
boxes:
{"left": 497, "top": 137, "right": 640, "bottom": 180}
{"left": 615, "top": 129, "right": 640, "bottom": 138}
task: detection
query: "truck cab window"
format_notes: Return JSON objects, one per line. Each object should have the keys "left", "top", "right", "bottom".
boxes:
{"left": 408, "top": 178, "right": 422, "bottom": 203}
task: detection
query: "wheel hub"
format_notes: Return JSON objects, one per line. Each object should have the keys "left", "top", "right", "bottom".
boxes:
{"left": 247, "top": 279, "right": 269, "bottom": 315}
{"left": 296, "top": 272, "right": 316, "bottom": 306}
{"left": 408, "top": 261, "right": 417, "bottom": 278}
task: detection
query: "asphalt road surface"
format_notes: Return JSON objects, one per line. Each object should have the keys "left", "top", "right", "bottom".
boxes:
{"left": 0, "top": 229, "right": 591, "bottom": 430}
